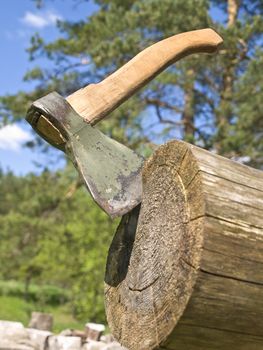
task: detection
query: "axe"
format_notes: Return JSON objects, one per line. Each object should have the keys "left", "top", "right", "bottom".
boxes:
{"left": 26, "top": 28, "right": 223, "bottom": 217}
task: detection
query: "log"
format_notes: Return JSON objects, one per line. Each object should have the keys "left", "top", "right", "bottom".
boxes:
{"left": 85, "top": 323, "right": 105, "bottom": 341}
{"left": 28, "top": 311, "right": 53, "bottom": 331}
{"left": 105, "top": 140, "right": 263, "bottom": 350}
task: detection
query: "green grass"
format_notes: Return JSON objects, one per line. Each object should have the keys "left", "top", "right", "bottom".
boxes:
{"left": 0, "top": 295, "right": 84, "bottom": 332}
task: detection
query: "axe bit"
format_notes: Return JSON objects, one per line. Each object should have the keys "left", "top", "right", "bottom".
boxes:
{"left": 26, "top": 28, "right": 223, "bottom": 217}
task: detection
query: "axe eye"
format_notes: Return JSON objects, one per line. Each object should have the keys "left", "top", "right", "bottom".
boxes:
{"left": 36, "top": 115, "right": 66, "bottom": 148}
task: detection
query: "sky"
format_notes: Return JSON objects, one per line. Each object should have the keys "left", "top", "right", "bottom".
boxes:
{"left": 0, "top": 0, "right": 97, "bottom": 175}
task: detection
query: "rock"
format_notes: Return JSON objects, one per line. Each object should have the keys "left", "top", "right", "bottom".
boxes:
{"left": 26, "top": 328, "right": 52, "bottom": 350}
{"left": 48, "top": 336, "right": 82, "bottom": 350}
{"left": 81, "top": 341, "right": 128, "bottom": 350}
{"left": 28, "top": 312, "right": 53, "bottom": 331}
{"left": 0, "top": 321, "right": 29, "bottom": 342}
{"left": 100, "top": 335, "right": 115, "bottom": 344}
{"left": 59, "top": 329, "right": 86, "bottom": 338}
{"left": 103, "top": 342, "right": 127, "bottom": 350}
{"left": 0, "top": 321, "right": 37, "bottom": 350}
{"left": 85, "top": 323, "right": 105, "bottom": 341}
{"left": 0, "top": 319, "right": 127, "bottom": 350}
{"left": 58, "top": 329, "right": 73, "bottom": 336}
{"left": 81, "top": 341, "right": 105, "bottom": 350}
{"left": 72, "top": 330, "right": 86, "bottom": 338}
{"left": 0, "top": 340, "right": 35, "bottom": 350}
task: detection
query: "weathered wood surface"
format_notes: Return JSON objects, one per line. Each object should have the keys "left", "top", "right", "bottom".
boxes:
{"left": 28, "top": 312, "right": 53, "bottom": 331}
{"left": 105, "top": 140, "right": 263, "bottom": 350}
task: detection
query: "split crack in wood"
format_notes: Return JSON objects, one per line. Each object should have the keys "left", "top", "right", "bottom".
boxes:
{"left": 200, "top": 269, "right": 263, "bottom": 287}
{"left": 128, "top": 276, "right": 160, "bottom": 292}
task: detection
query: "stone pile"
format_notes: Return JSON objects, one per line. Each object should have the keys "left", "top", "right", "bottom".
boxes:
{"left": 0, "top": 320, "right": 127, "bottom": 350}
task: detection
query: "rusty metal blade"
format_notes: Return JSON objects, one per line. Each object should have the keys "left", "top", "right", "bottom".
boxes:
{"left": 68, "top": 126, "right": 143, "bottom": 217}
{"left": 26, "top": 92, "right": 143, "bottom": 217}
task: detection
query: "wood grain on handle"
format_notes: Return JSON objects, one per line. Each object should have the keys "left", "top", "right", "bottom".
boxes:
{"left": 67, "top": 28, "right": 223, "bottom": 125}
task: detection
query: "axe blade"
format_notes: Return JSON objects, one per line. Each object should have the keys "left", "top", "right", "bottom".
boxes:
{"left": 69, "top": 126, "right": 143, "bottom": 218}
{"left": 26, "top": 92, "right": 143, "bottom": 218}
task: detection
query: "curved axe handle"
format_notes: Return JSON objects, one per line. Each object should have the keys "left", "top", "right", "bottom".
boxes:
{"left": 67, "top": 28, "right": 223, "bottom": 125}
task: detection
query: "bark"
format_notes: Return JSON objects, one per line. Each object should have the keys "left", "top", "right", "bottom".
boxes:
{"left": 228, "top": 0, "right": 240, "bottom": 27}
{"left": 182, "top": 69, "right": 195, "bottom": 140}
{"left": 215, "top": 0, "right": 240, "bottom": 153}
{"left": 105, "top": 140, "right": 263, "bottom": 350}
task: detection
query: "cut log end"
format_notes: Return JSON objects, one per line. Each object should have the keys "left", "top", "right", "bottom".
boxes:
{"left": 105, "top": 141, "right": 206, "bottom": 349}
{"left": 105, "top": 140, "right": 263, "bottom": 350}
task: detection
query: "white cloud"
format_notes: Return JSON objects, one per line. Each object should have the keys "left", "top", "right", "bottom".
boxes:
{"left": 21, "top": 10, "right": 62, "bottom": 29}
{"left": 0, "top": 125, "right": 31, "bottom": 151}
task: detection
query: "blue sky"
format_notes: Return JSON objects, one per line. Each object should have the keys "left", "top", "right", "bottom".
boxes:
{"left": 0, "top": 0, "right": 97, "bottom": 175}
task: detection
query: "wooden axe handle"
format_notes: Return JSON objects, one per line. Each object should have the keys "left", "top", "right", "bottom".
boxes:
{"left": 67, "top": 28, "right": 223, "bottom": 125}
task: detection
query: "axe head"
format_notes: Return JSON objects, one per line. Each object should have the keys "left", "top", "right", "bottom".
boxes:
{"left": 26, "top": 92, "right": 143, "bottom": 218}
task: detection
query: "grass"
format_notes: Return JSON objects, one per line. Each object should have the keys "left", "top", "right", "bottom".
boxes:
{"left": 0, "top": 295, "right": 84, "bottom": 333}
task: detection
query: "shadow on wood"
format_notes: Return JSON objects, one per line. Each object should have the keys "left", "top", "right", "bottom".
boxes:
{"left": 105, "top": 205, "right": 140, "bottom": 287}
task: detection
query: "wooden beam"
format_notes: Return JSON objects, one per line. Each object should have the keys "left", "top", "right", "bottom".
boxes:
{"left": 105, "top": 140, "right": 263, "bottom": 350}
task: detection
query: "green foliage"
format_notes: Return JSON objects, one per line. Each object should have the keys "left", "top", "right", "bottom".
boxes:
{"left": 0, "top": 167, "right": 118, "bottom": 322}
{"left": 0, "top": 280, "right": 69, "bottom": 305}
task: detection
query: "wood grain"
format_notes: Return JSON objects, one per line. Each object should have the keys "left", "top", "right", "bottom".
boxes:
{"left": 105, "top": 140, "right": 263, "bottom": 350}
{"left": 67, "top": 29, "right": 223, "bottom": 125}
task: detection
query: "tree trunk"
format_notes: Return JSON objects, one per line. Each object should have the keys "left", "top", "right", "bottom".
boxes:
{"left": 182, "top": 69, "right": 195, "bottom": 141}
{"left": 215, "top": 0, "right": 240, "bottom": 154}
{"left": 228, "top": 0, "right": 239, "bottom": 27}
{"left": 105, "top": 140, "right": 263, "bottom": 350}
{"left": 24, "top": 275, "right": 31, "bottom": 302}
